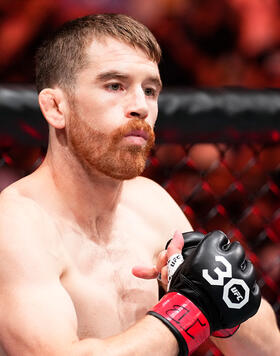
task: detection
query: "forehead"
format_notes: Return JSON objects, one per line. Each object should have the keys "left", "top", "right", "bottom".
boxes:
{"left": 82, "top": 37, "right": 160, "bottom": 78}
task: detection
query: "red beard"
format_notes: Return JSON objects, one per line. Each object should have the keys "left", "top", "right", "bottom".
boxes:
{"left": 68, "top": 115, "right": 155, "bottom": 180}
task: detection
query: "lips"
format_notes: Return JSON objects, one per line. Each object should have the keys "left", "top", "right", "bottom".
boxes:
{"left": 124, "top": 130, "right": 149, "bottom": 140}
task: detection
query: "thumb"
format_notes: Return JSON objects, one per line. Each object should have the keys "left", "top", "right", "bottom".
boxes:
{"left": 166, "top": 231, "right": 184, "bottom": 290}
{"left": 167, "top": 230, "right": 184, "bottom": 259}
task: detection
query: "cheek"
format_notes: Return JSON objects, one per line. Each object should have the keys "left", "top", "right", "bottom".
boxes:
{"left": 149, "top": 104, "right": 158, "bottom": 127}
{"left": 76, "top": 96, "right": 123, "bottom": 131}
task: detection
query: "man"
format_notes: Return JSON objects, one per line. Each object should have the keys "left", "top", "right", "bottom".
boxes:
{"left": 0, "top": 13, "right": 278, "bottom": 355}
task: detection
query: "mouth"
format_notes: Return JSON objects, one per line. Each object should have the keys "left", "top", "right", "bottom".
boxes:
{"left": 124, "top": 130, "right": 149, "bottom": 140}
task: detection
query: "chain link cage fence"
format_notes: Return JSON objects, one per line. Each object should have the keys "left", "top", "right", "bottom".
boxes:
{"left": 0, "top": 86, "right": 279, "bottom": 356}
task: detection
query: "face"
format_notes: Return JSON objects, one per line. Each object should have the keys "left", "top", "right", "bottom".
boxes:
{"left": 66, "top": 37, "right": 161, "bottom": 180}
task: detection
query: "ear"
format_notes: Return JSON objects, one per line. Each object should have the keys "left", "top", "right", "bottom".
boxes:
{"left": 38, "top": 88, "right": 67, "bottom": 129}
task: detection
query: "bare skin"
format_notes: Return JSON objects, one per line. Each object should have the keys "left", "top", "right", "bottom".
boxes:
{"left": 0, "top": 37, "right": 191, "bottom": 355}
{"left": 0, "top": 172, "right": 189, "bottom": 356}
{"left": 0, "top": 35, "right": 278, "bottom": 355}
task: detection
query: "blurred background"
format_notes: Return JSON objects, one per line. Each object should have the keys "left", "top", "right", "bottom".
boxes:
{"left": 0, "top": 1, "right": 279, "bottom": 355}
{"left": 1, "top": 0, "right": 280, "bottom": 87}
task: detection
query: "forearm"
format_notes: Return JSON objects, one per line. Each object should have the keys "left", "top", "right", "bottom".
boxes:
{"left": 70, "top": 316, "right": 178, "bottom": 356}
{"left": 211, "top": 298, "right": 280, "bottom": 356}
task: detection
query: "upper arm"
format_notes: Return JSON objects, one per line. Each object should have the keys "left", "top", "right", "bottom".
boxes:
{"left": 0, "top": 194, "right": 78, "bottom": 355}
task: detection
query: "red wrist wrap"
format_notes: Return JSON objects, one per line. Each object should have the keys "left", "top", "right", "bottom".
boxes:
{"left": 149, "top": 292, "right": 210, "bottom": 355}
{"left": 212, "top": 325, "right": 240, "bottom": 338}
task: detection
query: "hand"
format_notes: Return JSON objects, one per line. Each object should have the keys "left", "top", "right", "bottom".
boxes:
{"left": 132, "top": 231, "right": 184, "bottom": 288}
{"left": 174, "top": 231, "right": 241, "bottom": 338}
{"left": 148, "top": 230, "right": 261, "bottom": 356}
{"left": 170, "top": 231, "right": 261, "bottom": 329}
{"left": 159, "top": 230, "right": 246, "bottom": 337}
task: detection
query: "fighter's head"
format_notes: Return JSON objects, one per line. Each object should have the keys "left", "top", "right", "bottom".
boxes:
{"left": 35, "top": 13, "right": 161, "bottom": 94}
{"left": 36, "top": 14, "right": 162, "bottom": 180}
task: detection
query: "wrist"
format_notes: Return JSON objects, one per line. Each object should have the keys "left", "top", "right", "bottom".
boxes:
{"left": 212, "top": 325, "right": 240, "bottom": 338}
{"left": 147, "top": 292, "right": 210, "bottom": 356}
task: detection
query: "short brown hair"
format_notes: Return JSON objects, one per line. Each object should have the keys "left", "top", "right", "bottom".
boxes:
{"left": 35, "top": 13, "right": 161, "bottom": 93}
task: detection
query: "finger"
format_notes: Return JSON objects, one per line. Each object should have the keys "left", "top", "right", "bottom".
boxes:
{"left": 166, "top": 231, "right": 185, "bottom": 290}
{"left": 156, "top": 250, "right": 168, "bottom": 273}
{"left": 167, "top": 230, "right": 184, "bottom": 258}
{"left": 132, "top": 265, "right": 158, "bottom": 279}
{"left": 160, "top": 265, "right": 168, "bottom": 286}
{"left": 156, "top": 251, "right": 168, "bottom": 286}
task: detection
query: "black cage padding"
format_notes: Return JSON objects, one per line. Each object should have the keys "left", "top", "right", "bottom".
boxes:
{"left": 1, "top": 86, "right": 280, "bottom": 145}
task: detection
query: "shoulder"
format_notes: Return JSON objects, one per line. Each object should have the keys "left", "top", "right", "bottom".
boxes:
{"left": 124, "top": 176, "right": 174, "bottom": 202}
{"left": 0, "top": 185, "right": 45, "bottom": 228}
{"left": 0, "top": 186, "right": 60, "bottom": 269}
{"left": 123, "top": 176, "right": 192, "bottom": 234}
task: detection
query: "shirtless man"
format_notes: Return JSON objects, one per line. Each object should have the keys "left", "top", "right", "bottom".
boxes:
{"left": 0, "top": 13, "right": 278, "bottom": 356}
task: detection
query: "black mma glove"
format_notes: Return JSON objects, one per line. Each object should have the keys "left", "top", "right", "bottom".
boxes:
{"left": 148, "top": 230, "right": 261, "bottom": 356}
{"left": 167, "top": 231, "right": 241, "bottom": 338}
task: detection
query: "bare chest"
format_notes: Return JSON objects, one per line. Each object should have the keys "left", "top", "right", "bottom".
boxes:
{"left": 60, "top": 226, "right": 161, "bottom": 339}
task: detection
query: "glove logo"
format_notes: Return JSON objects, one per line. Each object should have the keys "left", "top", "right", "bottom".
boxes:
{"left": 223, "top": 279, "right": 250, "bottom": 309}
{"left": 167, "top": 254, "right": 184, "bottom": 290}
{"left": 202, "top": 256, "right": 250, "bottom": 309}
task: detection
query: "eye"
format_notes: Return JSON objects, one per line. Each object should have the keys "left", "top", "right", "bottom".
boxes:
{"left": 144, "top": 87, "right": 156, "bottom": 97}
{"left": 107, "top": 83, "right": 122, "bottom": 91}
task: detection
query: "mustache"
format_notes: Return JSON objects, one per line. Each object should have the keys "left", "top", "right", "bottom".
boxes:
{"left": 112, "top": 120, "right": 154, "bottom": 142}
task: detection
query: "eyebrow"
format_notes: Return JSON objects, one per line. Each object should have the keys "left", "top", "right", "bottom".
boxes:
{"left": 148, "top": 77, "right": 163, "bottom": 92}
{"left": 96, "top": 71, "right": 163, "bottom": 92}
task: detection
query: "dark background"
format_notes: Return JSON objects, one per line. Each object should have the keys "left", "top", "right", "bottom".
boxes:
{"left": 1, "top": 0, "right": 280, "bottom": 88}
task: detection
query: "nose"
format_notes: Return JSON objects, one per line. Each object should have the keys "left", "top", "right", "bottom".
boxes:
{"left": 125, "top": 87, "right": 148, "bottom": 120}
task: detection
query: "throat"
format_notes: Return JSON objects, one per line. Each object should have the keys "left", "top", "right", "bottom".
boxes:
{"left": 45, "top": 151, "right": 124, "bottom": 229}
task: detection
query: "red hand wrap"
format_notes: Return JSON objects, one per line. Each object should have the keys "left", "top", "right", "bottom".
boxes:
{"left": 212, "top": 325, "right": 240, "bottom": 338}
{"left": 150, "top": 292, "right": 210, "bottom": 355}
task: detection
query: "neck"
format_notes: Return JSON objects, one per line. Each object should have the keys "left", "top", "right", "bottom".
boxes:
{"left": 40, "top": 145, "right": 124, "bottom": 238}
